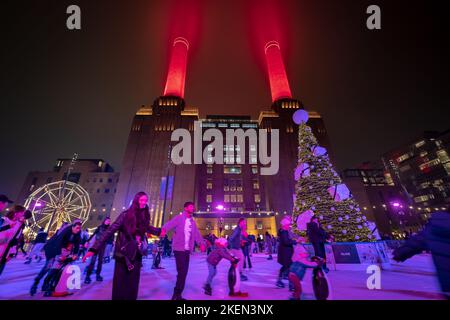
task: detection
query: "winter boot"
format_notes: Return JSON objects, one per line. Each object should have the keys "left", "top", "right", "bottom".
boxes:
{"left": 203, "top": 284, "right": 212, "bottom": 296}
{"left": 30, "top": 281, "right": 39, "bottom": 296}
{"left": 276, "top": 279, "right": 285, "bottom": 288}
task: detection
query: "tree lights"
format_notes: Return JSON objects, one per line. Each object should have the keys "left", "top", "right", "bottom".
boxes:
{"left": 292, "top": 122, "right": 373, "bottom": 242}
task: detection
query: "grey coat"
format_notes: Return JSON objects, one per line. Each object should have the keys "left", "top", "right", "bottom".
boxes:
{"left": 162, "top": 213, "right": 205, "bottom": 252}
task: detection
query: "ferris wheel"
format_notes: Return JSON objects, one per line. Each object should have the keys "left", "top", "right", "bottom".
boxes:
{"left": 25, "top": 180, "right": 92, "bottom": 236}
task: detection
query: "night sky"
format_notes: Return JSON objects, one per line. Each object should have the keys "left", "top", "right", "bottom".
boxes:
{"left": 1, "top": 0, "right": 449, "bottom": 200}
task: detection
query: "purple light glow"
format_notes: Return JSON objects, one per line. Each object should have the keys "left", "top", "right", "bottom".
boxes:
{"left": 392, "top": 202, "right": 400, "bottom": 208}
{"left": 35, "top": 202, "right": 42, "bottom": 207}
{"left": 216, "top": 204, "right": 224, "bottom": 211}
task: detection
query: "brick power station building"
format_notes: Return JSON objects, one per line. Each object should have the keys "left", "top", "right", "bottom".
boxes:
{"left": 111, "top": 38, "right": 332, "bottom": 237}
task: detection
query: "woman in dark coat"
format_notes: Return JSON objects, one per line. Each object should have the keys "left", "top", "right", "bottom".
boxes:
{"left": 276, "top": 216, "right": 298, "bottom": 288}
{"left": 307, "top": 216, "right": 332, "bottom": 273}
{"left": 84, "top": 191, "right": 160, "bottom": 300}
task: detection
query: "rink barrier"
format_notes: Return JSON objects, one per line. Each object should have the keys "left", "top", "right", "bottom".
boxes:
{"left": 302, "top": 241, "right": 393, "bottom": 271}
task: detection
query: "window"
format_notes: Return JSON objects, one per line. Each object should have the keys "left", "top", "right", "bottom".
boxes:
{"left": 99, "top": 178, "right": 103, "bottom": 183}
{"left": 206, "top": 181, "right": 212, "bottom": 190}
{"left": 223, "top": 178, "right": 229, "bottom": 191}
{"left": 252, "top": 166, "right": 258, "bottom": 174}
{"left": 97, "top": 189, "right": 100, "bottom": 193}
{"left": 224, "top": 165, "right": 241, "bottom": 174}
{"left": 257, "top": 222, "right": 263, "bottom": 230}
{"left": 419, "top": 159, "right": 440, "bottom": 171}
{"left": 253, "top": 180, "right": 260, "bottom": 189}
{"left": 206, "top": 195, "right": 212, "bottom": 203}
{"left": 105, "top": 189, "right": 110, "bottom": 193}
{"left": 415, "top": 140, "right": 426, "bottom": 148}
{"left": 108, "top": 178, "right": 113, "bottom": 183}
{"left": 397, "top": 153, "right": 411, "bottom": 163}
{"left": 237, "top": 194, "right": 243, "bottom": 203}
{"left": 98, "top": 215, "right": 103, "bottom": 221}
{"left": 207, "top": 165, "right": 213, "bottom": 174}
{"left": 254, "top": 194, "right": 261, "bottom": 203}
{"left": 230, "top": 195, "right": 237, "bottom": 203}
{"left": 224, "top": 195, "right": 230, "bottom": 203}
{"left": 437, "top": 150, "right": 450, "bottom": 164}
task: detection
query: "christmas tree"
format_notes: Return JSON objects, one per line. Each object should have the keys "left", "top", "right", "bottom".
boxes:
{"left": 292, "top": 109, "right": 373, "bottom": 242}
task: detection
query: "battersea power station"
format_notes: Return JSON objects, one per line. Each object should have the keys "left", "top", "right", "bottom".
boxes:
{"left": 111, "top": 37, "right": 332, "bottom": 237}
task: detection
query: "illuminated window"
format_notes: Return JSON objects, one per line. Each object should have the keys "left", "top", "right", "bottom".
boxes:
{"left": 237, "top": 194, "right": 243, "bottom": 203}
{"left": 224, "top": 165, "right": 241, "bottom": 174}
{"left": 397, "top": 153, "right": 411, "bottom": 163}
{"left": 415, "top": 140, "right": 426, "bottom": 148}
{"left": 206, "top": 195, "right": 212, "bottom": 203}
{"left": 254, "top": 194, "right": 261, "bottom": 203}
{"left": 206, "top": 182, "right": 212, "bottom": 190}
{"left": 207, "top": 165, "right": 213, "bottom": 174}
{"left": 437, "top": 150, "right": 449, "bottom": 164}
{"left": 251, "top": 166, "right": 258, "bottom": 174}
{"left": 224, "top": 178, "right": 229, "bottom": 191}
{"left": 253, "top": 180, "right": 260, "bottom": 190}
{"left": 419, "top": 159, "right": 440, "bottom": 171}
{"left": 230, "top": 195, "right": 237, "bottom": 203}
{"left": 224, "top": 195, "right": 230, "bottom": 203}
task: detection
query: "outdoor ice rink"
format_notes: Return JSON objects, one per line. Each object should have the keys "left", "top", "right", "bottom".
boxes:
{"left": 0, "top": 253, "right": 444, "bottom": 300}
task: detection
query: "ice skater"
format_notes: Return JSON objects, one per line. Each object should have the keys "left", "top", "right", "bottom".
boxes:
{"left": 393, "top": 210, "right": 450, "bottom": 300}
{"left": 228, "top": 218, "right": 249, "bottom": 297}
{"left": 43, "top": 241, "right": 78, "bottom": 297}
{"left": 307, "top": 216, "right": 333, "bottom": 273}
{"left": 84, "top": 217, "right": 112, "bottom": 284}
{"left": 276, "top": 216, "right": 299, "bottom": 288}
{"left": 25, "top": 227, "right": 47, "bottom": 264}
{"left": 0, "top": 205, "right": 32, "bottom": 276}
{"left": 203, "top": 237, "right": 239, "bottom": 296}
{"left": 288, "top": 238, "right": 320, "bottom": 300}
{"left": 30, "top": 221, "right": 82, "bottom": 296}
{"left": 265, "top": 231, "right": 273, "bottom": 260}
{"left": 83, "top": 192, "right": 161, "bottom": 300}
{"left": 160, "top": 201, "right": 206, "bottom": 300}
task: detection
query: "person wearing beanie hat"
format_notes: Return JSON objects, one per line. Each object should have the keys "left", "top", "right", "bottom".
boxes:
{"left": 276, "top": 216, "right": 300, "bottom": 288}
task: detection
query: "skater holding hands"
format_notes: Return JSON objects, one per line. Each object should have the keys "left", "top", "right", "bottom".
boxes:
{"left": 203, "top": 237, "right": 239, "bottom": 296}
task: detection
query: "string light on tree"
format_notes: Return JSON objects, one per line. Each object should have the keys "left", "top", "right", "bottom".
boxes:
{"left": 291, "top": 109, "right": 372, "bottom": 242}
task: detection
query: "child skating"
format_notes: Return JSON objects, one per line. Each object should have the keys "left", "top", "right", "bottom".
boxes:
{"left": 203, "top": 238, "right": 240, "bottom": 296}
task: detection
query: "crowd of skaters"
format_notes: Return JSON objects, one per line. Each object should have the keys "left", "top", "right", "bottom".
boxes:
{"left": 1, "top": 191, "right": 449, "bottom": 300}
